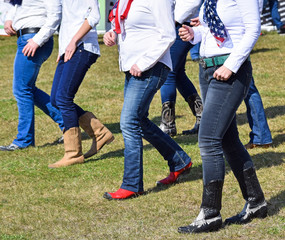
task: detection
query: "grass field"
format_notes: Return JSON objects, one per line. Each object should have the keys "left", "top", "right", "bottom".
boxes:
{"left": 0, "top": 32, "right": 284, "bottom": 240}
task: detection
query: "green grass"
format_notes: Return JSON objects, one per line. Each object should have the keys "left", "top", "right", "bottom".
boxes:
{"left": 0, "top": 33, "right": 284, "bottom": 240}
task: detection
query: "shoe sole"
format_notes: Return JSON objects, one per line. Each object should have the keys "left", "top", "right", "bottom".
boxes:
{"left": 103, "top": 192, "right": 144, "bottom": 201}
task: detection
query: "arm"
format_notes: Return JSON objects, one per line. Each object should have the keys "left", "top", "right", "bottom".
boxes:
{"left": 64, "top": 20, "right": 92, "bottom": 62}
{"left": 175, "top": 0, "right": 202, "bottom": 24}
{"left": 223, "top": 0, "right": 260, "bottom": 74}
{"left": 4, "top": 5, "right": 17, "bottom": 36}
{"left": 64, "top": 1, "right": 100, "bottom": 62}
{"left": 22, "top": 0, "right": 61, "bottom": 57}
{"left": 133, "top": 0, "right": 176, "bottom": 73}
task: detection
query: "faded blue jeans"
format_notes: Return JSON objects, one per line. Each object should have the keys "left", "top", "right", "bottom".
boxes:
{"left": 13, "top": 34, "right": 64, "bottom": 148}
{"left": 244, "top": 78, "right": 272, "bottom": 145}
{"left": 120, "top": 62, "right": 191, "bottom": 192}
{"left": 198, "top": 61, "right": 254, "bottom": 184}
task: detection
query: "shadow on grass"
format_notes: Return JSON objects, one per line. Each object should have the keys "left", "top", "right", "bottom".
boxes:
{"left": 250, "top": 47, "right": 279, "bottom": 54}
{"left": 267, "top": 190, "right": 285, "bottom": 216}
{"left": 144, "top": 151, "right": 284, "bottom": 196}
{"left": 236, "top": 105, "right": 285, "bottom": 126}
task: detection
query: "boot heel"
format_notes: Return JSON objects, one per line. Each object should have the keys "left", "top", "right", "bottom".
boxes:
{"left": 255, "top": 206, "right": 268, "bottom": 219}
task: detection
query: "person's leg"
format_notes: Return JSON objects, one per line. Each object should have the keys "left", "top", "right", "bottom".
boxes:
{"left": 222, "top": 118, "right": 267, "bottom": 225}
{"left": 189, "top": 42, "right": 200, "bottom": 61}
{"left": 11, "top": 34, "right": 53, "bottom": 148}
{"left": 173, "top": 30, "right": 203, "bottom": 135}
{"left": 53, "top": 45, "right": 97, "bottom": 130}
{"left": 268, "top": 0, "right": 284, "bottom": 30}
{"left": 48, "top": 45, "right": 98, "bottom": 168}
{"left": 34, "top": 87, "right": 64, "bottom": 131}
{"left": 118, "top": 63, "right": 191, "bottom": 193}
{"left": 244, "top": 78, "right": 272, "bottom": 148}
{"left": 178, "top": 61, "right": 254, "bottom": 234}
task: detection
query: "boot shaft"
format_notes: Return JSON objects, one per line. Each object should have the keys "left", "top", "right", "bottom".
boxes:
{"left": 238, "top": 167, "right": 265, "bottom": 207}
{"left": 161, "top": 101, "right": 175, "bottom": 126}
{"left": 187, "top": 93, "right": 203, "bottom": 118}
{"left": 201, "top": 180, "right": 224, "bottom": 219}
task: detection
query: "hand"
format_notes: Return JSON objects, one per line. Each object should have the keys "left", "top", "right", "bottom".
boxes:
{"left": 64, "top": 40, "right": 77, "bottom": 62}
{"left": 4, "top": 20, "right": 16, "bottom": 36}
{"left": 22, "top": 39, "right": 39, "bottom": 57}
{"left": 130, "top": 64, "right": 142, "bottom": 77}
{"left": 178, "top": 25, "right": 194, "bottom": 42}
{"left": 103, "top": 32, "right": 117, "bottom": 46}
{"left": 56, "top": 54, "right": 60, "bottom": 63}
{"left": 213, "top": 65, "right": 233, "bottom": 81}
{"left": 190, "top": 17, "right": 200, "bottom": 27}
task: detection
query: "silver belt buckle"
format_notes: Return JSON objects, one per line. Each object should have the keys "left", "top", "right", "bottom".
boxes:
{"left": 199, "top": 58, "right": 207, "bottom": 69}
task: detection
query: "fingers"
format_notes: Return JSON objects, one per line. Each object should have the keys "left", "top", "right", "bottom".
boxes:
{"left": 4, "top": 20, "right": 16, "bottom": 36}
{"left": 22, "top": 45, "right": 35, "bottom": 57}
{"left": 103, "top": 32, "right": 116, "bottom": 46}
{"left": 178, "top": 25, "right": 193, "bottom": 42}
{"left": 130, "top": 64, "right": 142, "bottom": 77}
{"left": 213, "top": 66, "right": 233, "bottom": 81}
{"left": 64, "top": 49, "right": 75, "bottom": 62}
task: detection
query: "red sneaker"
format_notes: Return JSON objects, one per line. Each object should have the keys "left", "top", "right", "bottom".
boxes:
{"left": 157, "top": 162, "right": 192, "bottom": 185}
{"left": 103, "top": 188, "right": 143, "bottom": 200}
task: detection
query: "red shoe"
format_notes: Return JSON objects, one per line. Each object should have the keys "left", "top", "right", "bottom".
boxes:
{"left": 103, "top": 188, "right": 143, "bottom": 200}
{"left": 157, "top": 162, "right": 192, "bottom": 185}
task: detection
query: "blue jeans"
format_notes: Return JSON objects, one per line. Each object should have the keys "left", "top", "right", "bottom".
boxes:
{"left": 120, "top": 62, "right": 191, "bottom": 192}
{"left": 12, "top": 34, "right": 64, "bottom": 148}
{"left": 189, "top": 42, "right": 201, "bottom": 60}
{"left": 51, "top": 44, "right": 98, "bottom": 130}
{"left": 244, "top": 78, "right": 272, "bottom": 145}
{"left": 263, "top": 0, "right": 284, "bottom": 29}
{"left": 198, "top": 61, "right": 254, "bottom": 184}
{"left": 160, "top": 25, "right": 197, "bottom": 104}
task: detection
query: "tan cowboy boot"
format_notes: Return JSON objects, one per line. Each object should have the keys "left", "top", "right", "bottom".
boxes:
{"left": 79, "top": 112, "right": 114, "bottom": 159}
{"left": 48, "top": 127, "right": 84, "bottom": 168}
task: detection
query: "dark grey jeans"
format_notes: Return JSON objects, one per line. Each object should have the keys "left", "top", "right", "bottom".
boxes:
{"left": 198, "top": 60, "right": 254, "bottom": 184}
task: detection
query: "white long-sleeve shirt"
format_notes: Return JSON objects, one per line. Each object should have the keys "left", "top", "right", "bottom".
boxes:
{"left": 191, "top": 0, "right": 261, "bottom": 73}
{"left": 118, "top": 0, "right": 176, "bottom": 72}
{"left": 58, "top": 0, "right": 100, "bottom": 57}
{"left": 175, "top": 0, "right": 201, "bottom": 24}
{"left": 5, "top": 0, "right": 61, "bottom": 47}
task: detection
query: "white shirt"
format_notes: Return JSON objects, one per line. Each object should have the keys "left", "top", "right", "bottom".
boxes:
{"left": 191, "top": 0, "right": 261, "bottom": 73}
{"left": 175, "top": 0, "right": 201, "bottom": 24}
{"left": 5, "top": 0, "right": 61, "bottom": 47}
{"left": 118, "top": 0, "right": 176, "bottom": 72}
{"left": 58, "top": 0, "right": 100, "bottom": 57}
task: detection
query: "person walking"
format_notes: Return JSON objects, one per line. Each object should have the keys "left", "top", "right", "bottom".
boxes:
{"left": 159, "top": 0, "right": 203, "bottom": 136}
{"left": 102, "top": 0, "right": 192, "bottom": 200}
{"left": 0, "top": 0, "right": 64, "bottom": 151}
{"left": 178, "top": 0, "right": 267, "bottom": 233}
{"left": 48, "top": 0, "right": 114, "bottom": 168}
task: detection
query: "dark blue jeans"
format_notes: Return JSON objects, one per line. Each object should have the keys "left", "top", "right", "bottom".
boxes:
{"left": 160, "top": 25, "right": 197, "bottom": 104}
{"left": 51, "top": 44, "right": 98, "bottom": 130}
{"left": 198, "top": 61, "right": 254, "bottom": 184}
{"left": 244, "top": 78, "right": 272, "bottom": 145}
{"left": 120, "top": 62, "right": 191, "bottom": 192}
{"left": 13, "top": 34, "right": 64, "bottom": 148}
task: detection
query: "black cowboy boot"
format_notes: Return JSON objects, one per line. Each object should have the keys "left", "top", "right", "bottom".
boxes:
{"left": 182, "top": 93, "right": 203, "bottom": 135}
{"left": 159, "top": 101, "right": 177, "bottom": 136}
{"left": 225, "top": 167, "right": 267, "bottom": 225}
{"left": 178, "top": 180, "right": 223, "bottom": 234}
